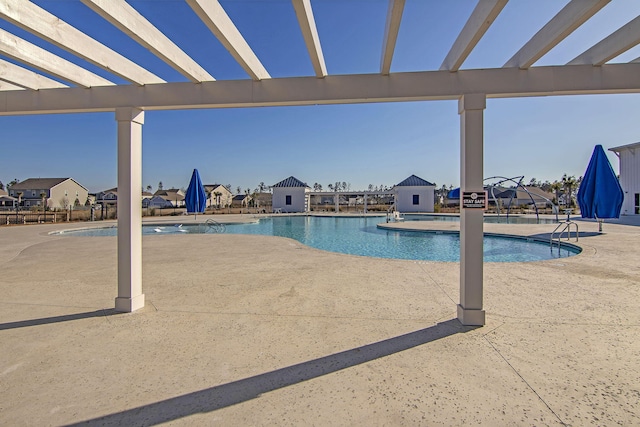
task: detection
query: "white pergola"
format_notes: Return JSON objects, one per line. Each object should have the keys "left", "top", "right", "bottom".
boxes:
{"left": 1, "top": 0, "right": 639, "bottom": 325}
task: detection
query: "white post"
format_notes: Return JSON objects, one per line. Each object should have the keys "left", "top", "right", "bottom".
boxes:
{"left": 115, "top": 107, "right": 145, "bottom": 312}
{"left": 458, "top": 94, "right": 486, "bottom": 326}
{"left": 364, "top": 193, "right": 368, "bottom": 214}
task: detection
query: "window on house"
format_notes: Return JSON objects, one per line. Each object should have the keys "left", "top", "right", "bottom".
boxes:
{"left": 285, "top": 195, "right": 292, "bottom": 205}
{"left": 31, "top": 190, "right": 36, "bottom": 196}
{"left": 635, "top": 193, "right": 639, "bottom": 215}
{"left": 65, "top": 190, "right": 68, "bottom": 196}
{"left": 412, "top": 194, "right": 420, "bottom": 205}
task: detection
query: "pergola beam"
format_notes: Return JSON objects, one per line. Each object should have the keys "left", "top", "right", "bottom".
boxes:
{"left": 0, "top": 0, "right": 164, "bottom": 85}
{"left": 80, "top": 0, "right": 214, "bottom": 83}
{"left": 292, "top": 0, "right": 327, "bottom": 78}
{"left": 569, "top": 15, "right": 640, "bottom": 65}
{"left": 380, "top": 0, "right": 405, "bottom": 75}
{"left": 504, "top": 0, "right": 609, "bottom": 69}
{"left": 440, "top": 0, "right": 508, "bottom": 71}
{"left": 0, "top": 58, "right": 67, "bottom": 90}
{"left": 0, "top": 80, "right": 25, "bottom": 91}
{"left": 2, "top": 63, "right": 639, "bottom": 115}
{"left": 0, "top": 28, "right": 114, "bottom": 88}
{"left": 186, "top": 0, "right": 270, "bottom": 81}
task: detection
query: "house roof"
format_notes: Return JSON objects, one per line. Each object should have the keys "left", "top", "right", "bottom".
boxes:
{"left": 272, "top": 176, "right": 309, "bottom": 188}
{"left": 609, "top": 142, "right": 640, "bottom": 152}
{"left": 204, "top": 184, "right": 229, "bottom": 193}
{"left": 396, "top": 175, "right": 435, "bottom": 187}
{"left": 9, "top": 178, "right": 87, "bottom": 191}
{"left": 232, "top": 194, "right": 249, "bottom": 201}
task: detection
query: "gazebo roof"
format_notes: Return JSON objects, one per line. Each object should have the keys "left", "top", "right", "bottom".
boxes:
{"left": 396, "top": 175, "right": 435, "bottom": 187}
{"left": 272, "top": 176, "right": 309, "bottom": 188}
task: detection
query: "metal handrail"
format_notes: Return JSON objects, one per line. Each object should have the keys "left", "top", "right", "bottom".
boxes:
{"left": 550, "top": 220, "right": 578, "bottom": 253}
{"left": 204, "top": 218, "right": 226, "bottom": 233}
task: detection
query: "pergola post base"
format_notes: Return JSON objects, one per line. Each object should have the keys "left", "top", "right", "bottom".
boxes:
{"left": 457, "top": 305, "right": 485, "bottom": 326}
{"left": 115, "top": 294, "right": 146, "bottom": 313}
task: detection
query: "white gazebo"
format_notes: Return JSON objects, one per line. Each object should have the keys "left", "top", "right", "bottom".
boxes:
{"left": 272, "top": 176, "right": 311, "bottom": 213}
{"left": 394, "top": 175, "right": 436, "bottom": 213}
{"left": 2, "top": 0, "right": 640, "bottom": 326}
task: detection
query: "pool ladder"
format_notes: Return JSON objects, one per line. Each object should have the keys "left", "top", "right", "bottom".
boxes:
{"left": 550, "top": 221, "right": 578, "bottom": 253}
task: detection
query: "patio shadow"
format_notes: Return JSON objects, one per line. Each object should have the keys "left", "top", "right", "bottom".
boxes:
{"left": 0, "top": 308, "right": 118, "bottom": 331}
{"left": 69, "top": 318, "right": 475, "bottom": 426}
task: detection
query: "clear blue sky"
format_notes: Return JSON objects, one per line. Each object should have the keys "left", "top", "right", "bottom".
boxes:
{"left": 1, "top": 0, "right": 639, "bottom": 194}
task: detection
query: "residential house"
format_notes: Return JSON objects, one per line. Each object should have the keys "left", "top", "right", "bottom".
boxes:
{"left": 148, "top": 189, "right": 185, "bottom": 208}
{"left": 271, "top": 176, "right": 310, "bottom": 213}
{"left": 610, "top": 142, "right": 640, "bottom": 215}
{"left": 394, "top": 175, "right": 435, "bottom": 212}
{"left": 8, "top": 178, "right": 88, "bottom": 209}
{"left": 0, "top": 189, "right": 16, "bottom": 207}
{"left": 204, "top": 184, "right": 232, "bottom": 208}
{"left": 231, "top": 194, "right": 251, "bottom": 208}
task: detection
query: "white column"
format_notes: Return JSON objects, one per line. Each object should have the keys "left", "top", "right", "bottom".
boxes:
{"left": 364, "top": 194, "right": 368, "bottom": 214}
{"left": 334, "top": 193, "right": 339, "bottom": 212}
{"left": 458, "top": 94, "right": 486, "bottom": 326}
{"left": 115, "top": 107, "right": 145, "bottom": 312}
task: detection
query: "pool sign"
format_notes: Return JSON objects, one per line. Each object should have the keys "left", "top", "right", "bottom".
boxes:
{"left": 462, "top": 191, "right": 487, "bottom": 209}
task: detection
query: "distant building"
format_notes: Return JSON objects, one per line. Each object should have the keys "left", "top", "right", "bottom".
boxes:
{"left": 231, "top": 194, "right": 251, "bottom": 208}
{"left": 272, "top": 176, "right": 310, "bottom": 213}
{"left": 204, "top": 184, "right": 232, "bottom": 208}
{"left": 149, "top": 189, "right": 185, "bottom": 208}
{"left": 394, "top": 175, "right": 436, "bottom": 212}
{"left": 610, "top": 142, "right": 640, "bottom": 215}
{"left": 8, "top": 178, "right": 88, "bottom": 209}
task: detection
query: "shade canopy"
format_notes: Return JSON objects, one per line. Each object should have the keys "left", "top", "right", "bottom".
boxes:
{"left": 447, "top": 188, "right": 460, "bottom": 199}
{"left": 185, "top": 169, "right": 206, "bottom": 214}
{"left": 577, "top": 145, "right": 623, "bottom": 219}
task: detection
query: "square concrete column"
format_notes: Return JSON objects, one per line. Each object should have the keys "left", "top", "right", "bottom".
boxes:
{"left": 458, "top": 94, "right": 486, "bottom": 326}
{"left": 115, "top": 108, "right": 145, "bottom": 312}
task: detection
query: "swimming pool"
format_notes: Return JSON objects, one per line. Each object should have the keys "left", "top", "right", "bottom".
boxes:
{"left": 57, "top": 216, "right": 580, "bottom": 262}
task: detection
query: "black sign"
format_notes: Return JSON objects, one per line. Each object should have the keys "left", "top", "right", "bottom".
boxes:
{"left": 462, "top": 191, "right": 487, "bottom": 209}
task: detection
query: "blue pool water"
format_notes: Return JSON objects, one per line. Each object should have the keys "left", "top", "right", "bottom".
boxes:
{"left": 58, "top": 216, "right": 580, "bottom": 262}
{"left": 402, "top": 214, "right": 560, "bottom": 224}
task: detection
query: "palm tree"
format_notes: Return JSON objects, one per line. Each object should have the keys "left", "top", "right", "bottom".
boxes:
{"left": 549, "top": 181, "right": 562, "bottom": 207}
{"left": 562, "top": 174, "right": 577, "bottom": 207}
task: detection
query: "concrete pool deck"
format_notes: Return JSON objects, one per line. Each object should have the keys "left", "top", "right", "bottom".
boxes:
{"left": 0, "top": 214, "right": 638, "bottom": 426}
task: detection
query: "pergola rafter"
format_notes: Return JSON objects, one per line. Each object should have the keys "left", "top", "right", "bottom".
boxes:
{"left": 0, "top": 0, "right": 164, "bottom": 85}
{"left": 569, "top": 15, "right": 640, "bottom": 65}
{"left": 292, "top": 0, "right": 326, "bottom": 78}
{"left": 185, "top": 0, "right": 270, "bottom": 81}
{"left": 80, "top": 0, "right": 215, "bottom": 83}
{"left": 0, "top": 28, "right": 114, "bottom": 88}
{"left": 504, "top": 0, "right": 610, "bottom": 69}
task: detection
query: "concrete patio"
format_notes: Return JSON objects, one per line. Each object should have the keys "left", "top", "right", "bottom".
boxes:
{"left": 0, "top": 215, "right": 638, "bottom": 426}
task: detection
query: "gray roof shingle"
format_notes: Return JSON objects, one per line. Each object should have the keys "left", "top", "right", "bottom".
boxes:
{"left": 272, "top": 176, "right": 309, "bottom": 188}
{"left": 396, "top": 175, "right": 435, "bottom": 187}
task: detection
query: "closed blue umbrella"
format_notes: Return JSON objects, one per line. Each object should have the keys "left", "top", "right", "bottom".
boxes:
{"left": 185, "top": 169, "right": 206, "bottom": 215}
{"left": 577, "top": 145, "right": 623, "bottom": 230}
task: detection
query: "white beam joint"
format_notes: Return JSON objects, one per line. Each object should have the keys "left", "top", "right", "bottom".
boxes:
{"left": 441, "top": 0, "right": 508, "bottom": 71}
{"left": 292, "top": 0, "right": 327, "bottom": 78}
{"left": 380, "top": 0, "right": 405, "bottom": 75}
{"left": 505, "top": 0, "right": 609, "bottom": 69}
{"left": 569, "top": 15, "right": 640, "bottom": 66}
